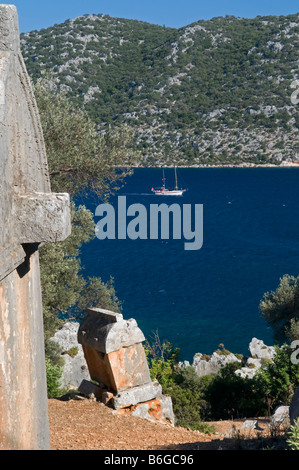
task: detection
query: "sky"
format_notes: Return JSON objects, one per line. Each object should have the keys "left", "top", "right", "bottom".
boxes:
{"left": 1, "top": 0, "right": 299, "bottom": 33}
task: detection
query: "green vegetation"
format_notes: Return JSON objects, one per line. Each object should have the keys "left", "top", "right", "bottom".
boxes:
{"left": 22, "top": 12, "right": 299, "bottom": 166}
{"left": 145, "top": 332, "right": 214, "bottom": 433}
{"left": 35, "top": 79, "right": 138, "bottom": 364}
{"left": 34, "top": 77, "right": 136, "bottom": 198}
{"left": 260, "top": 274, "right": 299, "bottom": 344}
{"left": 46, "top": 359, "right": 64, "bottom": 398}
{"left": 287, "top": 418, "right": 299, "bottom": 450}
{"left": 146, "top": 332, "right": 299, "bottom": 434}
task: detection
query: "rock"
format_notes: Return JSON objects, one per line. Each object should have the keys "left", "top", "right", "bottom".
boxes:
{"left": 192, "top": 351, "right": 241, "bottom": 377}
{"left": 160, "top": 395, "right": 175, "bottom": 425}
{"left": 78, "top": 379, "right": 102, "bottom": 399}
{"left": 289, "top": 387, "right": 299, "bottom": 425}
{"left": 117, "top": 395, "right": 175, "bottom": 425}
{"left": 270, "top": 405, "right": 290, "bottom": 429}
{"left": 247, "top": 357, "right": 262, "bottom": 368}
{"left": 178, "top": 360, "right": 190, "bottom": 369}
{"left": 234, "top": 366, "right": 257, "bottom": 379}
{"left": 249, "top": 337, "right": 276, "bottom": 360}
{"left": 241, "top": 419, "right": 258, "bottom": 430}
{"left": 235, "top": 338, "right": 275, "bottom": 379}
{"left": 188, "top": 338, "right": 276, "bottom": 380}
{"left": 130, "top": 396, "right": 175, "bottom": 425}
{"left": 51, "top": 321, "right": 80, "bottom": 351}
{"left": 102, "top": 391, "right": 114, "bottom": 405}
{"left": 50, "top": 322, "right": 90, "bottom": 389}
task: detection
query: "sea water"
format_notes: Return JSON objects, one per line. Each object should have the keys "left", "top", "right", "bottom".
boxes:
{"left": 78, "top": 167, "right": 299, "bottom": 363}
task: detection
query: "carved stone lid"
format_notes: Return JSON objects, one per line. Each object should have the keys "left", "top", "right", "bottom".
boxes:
{"left": 78, "top": 307, "right": 145, "bottom": 354}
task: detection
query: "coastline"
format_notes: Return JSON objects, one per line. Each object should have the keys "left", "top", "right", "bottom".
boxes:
{"left": 128, "top": 162, "right": 299, "bottom": 169}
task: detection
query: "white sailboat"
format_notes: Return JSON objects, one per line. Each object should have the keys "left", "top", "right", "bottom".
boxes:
{"left": 151, "top": 167, "right": 187, "bottom": 196}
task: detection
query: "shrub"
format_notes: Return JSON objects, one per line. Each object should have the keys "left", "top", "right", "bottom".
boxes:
{"left": 46, "top": 359, "right": 63, "bottom": 398}
{"left": 144, "top": 331, "right": 179, "bottom": 387}
{"left": 203, "top": 362, "right": 266, "bottom": 419}
{"left": 64, "top": 346, "right": 78, "bottom": 358}
{"left": 287, "top": 418, "right": 299, "bottom": 450}
{"left": 145, "top": 334, "right": 212, "bottom": 431}
{"left": 254, "top": 344, "right": 299, "bottom": 411}
{"left": 162, "top": 366, "right": 213, "bottom": 432}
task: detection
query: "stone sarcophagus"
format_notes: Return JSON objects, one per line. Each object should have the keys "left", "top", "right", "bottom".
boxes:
{"left": 0, "top": 5, "right": 71, "bottom": 450}
{"left": 78, "top": 308, "right": 174, "bottom": 425}
{"left": 78, "top": 308, "right": 150, "bottom": 392}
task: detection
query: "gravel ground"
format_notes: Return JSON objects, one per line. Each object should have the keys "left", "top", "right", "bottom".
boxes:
{"left": 48, "top": 398, "right": 284, "bottom": 451}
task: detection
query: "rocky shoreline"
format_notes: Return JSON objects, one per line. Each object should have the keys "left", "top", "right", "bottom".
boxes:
{"left": 179, "top": 337, "right": 276, "bottom": 379}
{"left": 128, "top": 161, "right": 299, "bottom": 169}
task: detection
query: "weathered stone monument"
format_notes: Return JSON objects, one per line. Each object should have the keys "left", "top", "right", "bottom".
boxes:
{"left": 78, "top": 308, "right": 174, "bottom": 425}
{"left": 0, "top": 5, "right": 71, "bottom": 449}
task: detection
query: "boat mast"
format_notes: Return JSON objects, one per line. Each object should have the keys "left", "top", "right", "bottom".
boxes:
{"left": 162, "top": 168, "right": 166, "bottom": 188}
{"left": 174, "top": 166, "right": 178, "bottom": 190}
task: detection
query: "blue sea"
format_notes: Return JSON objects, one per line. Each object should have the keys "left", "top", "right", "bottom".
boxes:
{"left": 78, "top": 168, "right": 299, "bottom": 363}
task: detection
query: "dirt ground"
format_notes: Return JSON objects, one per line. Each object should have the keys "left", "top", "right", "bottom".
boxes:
{"left": 48, "top": 397, "right": 286, "bottom": 451}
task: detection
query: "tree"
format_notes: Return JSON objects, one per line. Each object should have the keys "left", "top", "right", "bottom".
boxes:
{"left": 34, "top": 76, "right": 137, "bottom": 198}
{"left": 35, "top": 78, "right": 138, "bottom": 362}
{"left": 259, "top": 274, "right": 299, "bottom": 343}
{"left": 40, "top": 203, "right": 122, "bottom": 362}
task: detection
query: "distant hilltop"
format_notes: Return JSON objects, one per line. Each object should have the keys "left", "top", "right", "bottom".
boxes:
{"left": 21, "top": 12, "right": 299, "bottom": 167}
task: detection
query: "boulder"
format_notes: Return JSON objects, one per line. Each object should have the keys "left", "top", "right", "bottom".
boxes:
{"left": 130, "top": 396, "right": 175, "bottom": 425}
{"left": 271, "top": 405, "right": 290, "bottom": 429}
{"left": 192, "top": 351, "right": 241, "bottom": 377}
{"left": 241, "top": 419, "right": 258, "bottom": 430}
{"left": 50, "top": 322, "right": 90, "bottom": 389}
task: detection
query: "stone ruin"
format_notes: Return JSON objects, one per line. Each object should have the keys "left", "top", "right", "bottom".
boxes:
{"left": 78, "top": 308, "right": 174, "bottom": 425}
{"left": 0, "top": 5, "right": 71, "bottom": 449}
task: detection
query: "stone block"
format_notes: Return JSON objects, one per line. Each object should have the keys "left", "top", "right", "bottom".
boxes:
{"left": 118, "top": 395, "right": 175, "bottom": 425}
{"left": 111, "top": 382, "right": 161, "bottom": 410}
{"left": 78, "top": 308, "right": 150, "bottom": 393}
{"left": 14, "top": 192, "right": 71, "bottom": 243}
{"left": 77, "top": 308, "right": 175, "bottom": 426}
{"left": 82, "top": 342, "right": 151, "bottom": 392}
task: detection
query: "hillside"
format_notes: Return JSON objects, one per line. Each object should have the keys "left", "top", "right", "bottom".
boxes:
{"left": 21, "top": 13, "right": 299, "bottom": 166}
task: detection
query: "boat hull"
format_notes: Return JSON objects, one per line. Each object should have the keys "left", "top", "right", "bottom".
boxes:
{"left": 152, "top": 189, "right": 186, "bottom": 196}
